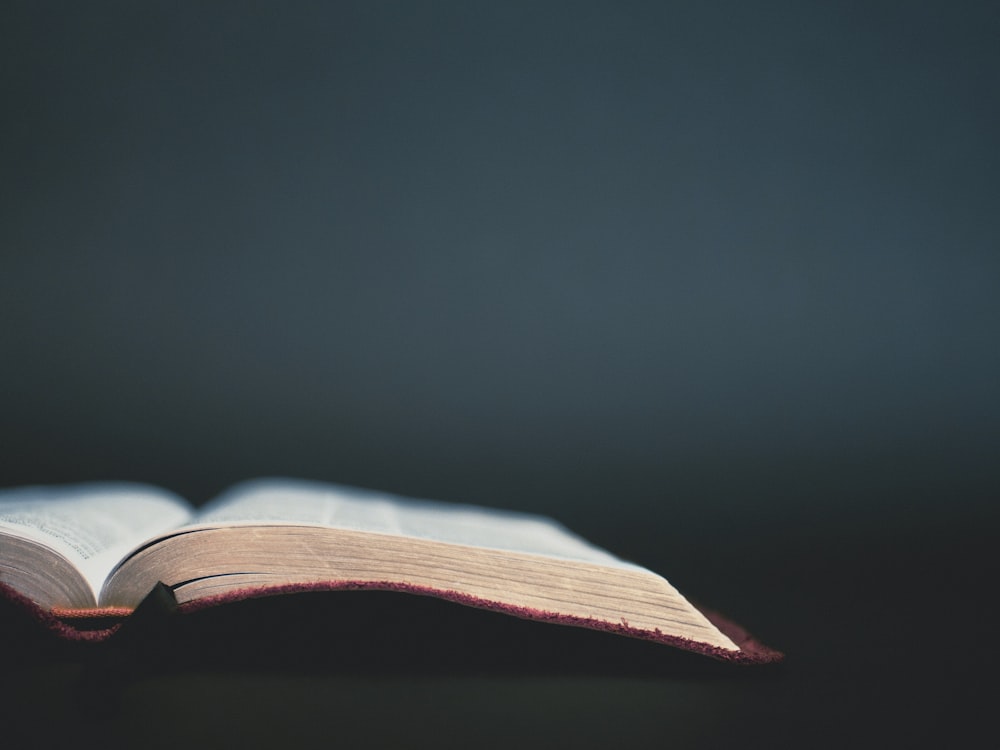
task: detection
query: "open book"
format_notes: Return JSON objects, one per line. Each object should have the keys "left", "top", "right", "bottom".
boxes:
{"left": 0, "top": 479, "right": 780, "bottom": 663}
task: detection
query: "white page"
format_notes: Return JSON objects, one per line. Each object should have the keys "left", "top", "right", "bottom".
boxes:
{"left": 0, "top": 483, "right": 193, "bottom": 602}
{"left": 189, "top": 478, "right": 644, "bottom": 571}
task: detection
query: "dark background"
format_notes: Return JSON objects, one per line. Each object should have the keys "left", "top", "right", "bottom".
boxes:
{"left": 2, "top": 2, "right": 998, "bottom": 748}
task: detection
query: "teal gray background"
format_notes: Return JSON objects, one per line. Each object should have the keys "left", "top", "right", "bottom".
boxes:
{"left": 1, "top": 3, "right": 998, "bottom": 748}
{"left": 4, "top": 3, "right": 996, "bottom": 534}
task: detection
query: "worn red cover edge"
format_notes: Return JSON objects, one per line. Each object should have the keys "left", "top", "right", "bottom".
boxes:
{"left": 0, "top": 580, "right": 783, "bottom": 664}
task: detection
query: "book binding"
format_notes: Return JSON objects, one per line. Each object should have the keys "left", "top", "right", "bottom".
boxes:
{"left": 0, "top": 580, "right": 783, "bottom": 665}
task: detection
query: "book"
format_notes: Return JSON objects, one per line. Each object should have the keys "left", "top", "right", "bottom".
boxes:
{"left": 0, "top": 478, "right": 781, "bottom": 664}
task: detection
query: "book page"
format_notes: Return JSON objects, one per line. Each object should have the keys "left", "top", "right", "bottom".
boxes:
{"left": 0, "top": 483, "right": 193, "bottom": 601}
{"left": 186, "top": 478, "right": 644, "bottom": 571}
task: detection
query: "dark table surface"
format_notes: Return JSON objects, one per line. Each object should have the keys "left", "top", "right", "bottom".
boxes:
{"left": 4, "top": 506, "right": 995, "bottom": 750}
